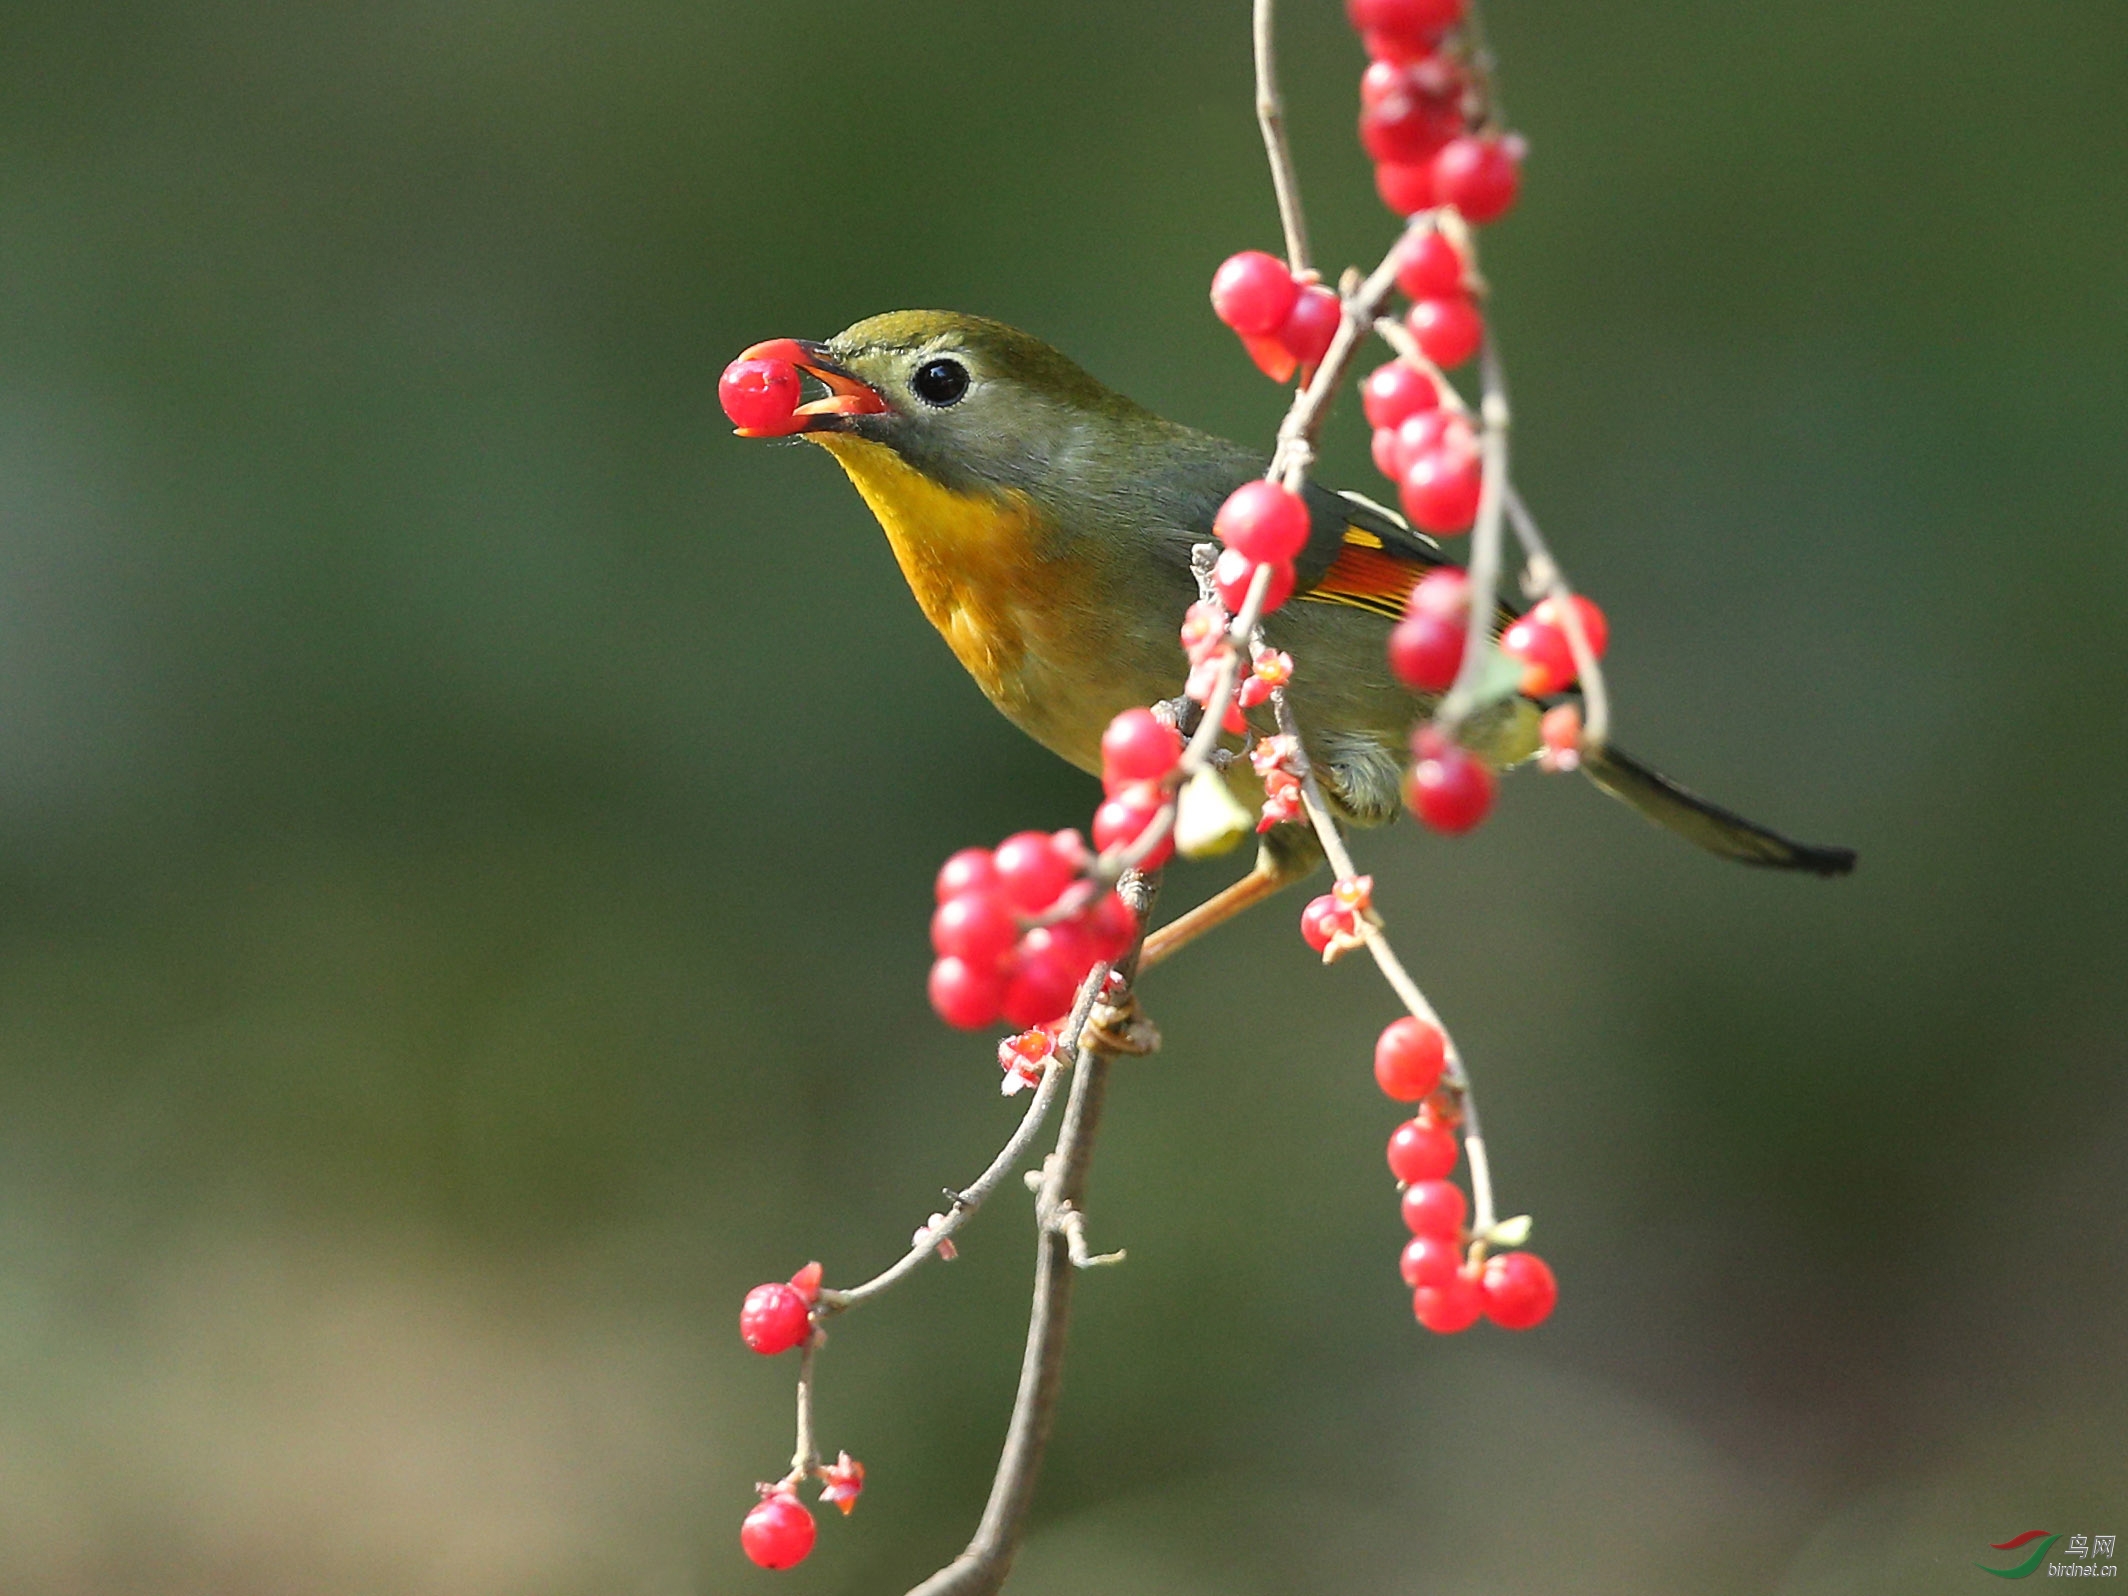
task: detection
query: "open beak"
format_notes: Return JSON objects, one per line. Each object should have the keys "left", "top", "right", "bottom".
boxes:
{"left": 736, "top": 338, "right": 889, "bottom": 435}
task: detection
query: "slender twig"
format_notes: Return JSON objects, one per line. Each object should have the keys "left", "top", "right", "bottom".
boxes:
{"left": 1268, "top": 695, "right": 1497, "bottom": 1236}
{"left": 818, "top": 959, "right": 1111, "bottom": 1315}
{"left": 816, "top": 1061, "right": 1063, "bottom": 1312}
{"left": 1436, "top": 329, "right": 1511, "bottom": 730}
{"left": 772, "top": 1335, "right": 824, "bottom": 1497}
{"left": 1272, "top": 235, "right": 1412, "bottom": 492}
{"left": 1253, "top": 0, "right": 1311, "bottom": 275}
{"left": 1373, "top": 309, "right": 1469, "bottom": 417}
{"left": 904, "top": 870, "right": 1161, "bottom": 1596}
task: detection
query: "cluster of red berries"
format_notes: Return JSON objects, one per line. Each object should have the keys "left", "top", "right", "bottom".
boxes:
{"left": 1362, "top": 240, "right": 1490, "bottom": 534}
{"left": 1502, "top": 593, "right": 1609, "bottom": 696}
{"left": 1348, "top": 0, "right": 1526, "bottom": 527}
{"left": 1213, "top": 0, "right": 1521, "bottom": 391}
{"left": 928, "top": 707, "right": 1186, "bottom": 1033}
{"left": 1092, "top": 705, "right": 1186, "bottom": 864}
{"left": 720, "top": 355, "right": 806, "bottom": 437}
{"left": 1380, "top": 568, "right": 1611, "bottom": 836}
{"left": 1208, "top": 253, "right": 1342, "bottom": 383}
{"left": 1349, "top": 1, "right": 1523, "bottom": 225}
{"left": 927, "top": 831, "right": 1140, "bottom": 1031}
{"left": 1371, "top": 1015, "right": 1558, "bottom": 1333}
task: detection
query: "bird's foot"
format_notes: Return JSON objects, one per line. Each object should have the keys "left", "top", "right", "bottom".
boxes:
{"left": 1081, "top": 989, "right": 1160, "bottom": 1057}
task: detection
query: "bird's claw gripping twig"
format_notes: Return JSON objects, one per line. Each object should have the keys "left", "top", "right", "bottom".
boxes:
{"left": 1081, "top": 990, "right": 1160, "bottom": 1057}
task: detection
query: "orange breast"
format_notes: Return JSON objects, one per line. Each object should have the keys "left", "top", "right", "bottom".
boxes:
{"left": 812, "top": 433, "right": 1078, "bottom": 731}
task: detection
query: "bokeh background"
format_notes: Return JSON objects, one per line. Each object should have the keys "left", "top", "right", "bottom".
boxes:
{"left": 1, "top": 1, "right": 2123, "bottom": 1591}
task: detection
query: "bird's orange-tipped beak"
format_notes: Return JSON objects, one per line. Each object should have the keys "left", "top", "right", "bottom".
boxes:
{"left": 736, "top": 338, "right": 890, "bottom": 434}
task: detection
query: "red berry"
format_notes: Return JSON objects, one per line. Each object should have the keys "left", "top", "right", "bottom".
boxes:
{"left": 1407, "top": 293, "right": 1483, "bottom": 368}
{"left": 1100, "top": 708, "right": 1182, "bottom": 788}
{"left": 1092, "top": 785, "right": 1174, "bottom": 871}
{"left": 1358, "top": 78, "right": 1462, "bottom": 167}
{"left": 1347, "top": 0, "right": 1466, "bottom": 33}
{"left": 740, "top": 1492, "right": 817, "bottom": 1570}
{"left": 1279, "top": 285, "right": 1342, "bottom": 370}
{"left": 1400, "top": 440, "right": 1482, "bottom": 534}
{"left": 1501, "top": 595, "right": 1609, "bottom": 695}
{"left": 719, "top": 357, "right": 805, "bottom": 437}
{"left": 1394, "top": 408, "right": 1473, "bottom": 468}
{"left": 930, "top": 890, "right": 1018, "bottom": 968}
{"left": 1210, "top": 251, "right": 1300, "bottom": 337}
{"left": 1002, "top": 925, "right": 1087, "bottom": 1029}
{"left": 935, "top": 847, "right": 998, "bottom": 905}
{"left": 993, "top": 830, "right": 1078, "bottom": 914}
{"left": 1360, "top": 362, "right": 1441, "bottom": 431}
{"left": 1405, "top": 733, "right": 1495, "bottom": 833}
{"left": 1481, "top": 1250, "right": 1558, "bottom": 1330}
{"left": 1299, "top": 893, "right": 1349, "bottom": 952}
{"left": 1374, "top": 159, "right": 1436, "bottom": 217}
{"left": 1213, "top": 548, "right": 1295, "bottom": 616}
{"left": 1381, "top": 407, "right": 1469, "bottom": 481}
{"left": 1405, "top": 565, "right": 1470, "bottom": 619}
{"left": 1049, "top": 828, "right": 1091, "bottom": 871}
{"left": 1541, "top": 703, "right": 1582, "bottom": 760}
{"left": 1387, "top": 611, "right": 1465, "bottom": 692}
{"left": 1081, "top": 891, "right": 1140, "bottom": 964}
{"left": 1396, "top": 230, "right": 1468, "bottom": 300}
{"left": 739, "top": 1282, "right": 811, "bottom": 1355}
{"left": 1400, "top": 1178, "right": 1468, "bottom": 1238}
{"left": 1215, "top": 480, "right": 1312, "bottom": 564}
{"left": 1387, "top": 1114, "right": 1458, "bottom": 1183}
{"left": 1399, "top": 1233, "right": 1463, "bottom": 1290}
{"left": 1371, "top": 426, "right": 1404, "bottom": 481}
{"left": 1238, "top": 331, "right": 1299, "bottom": 384}
{"left": 1433, "top": 134, "right": 1523, "bottom": 225}
{"left": 1413, "top": 1268, "right": 1485, "bottom": 1333}
{"left": 929, "top": 956, "right": 1006, "bottom": 1029}
{"left": 1375, "top": 1015, "right": 1447, "bottom": 1101}
{"left": 1362, "top": 56, "right": 1461, "bottom": 110}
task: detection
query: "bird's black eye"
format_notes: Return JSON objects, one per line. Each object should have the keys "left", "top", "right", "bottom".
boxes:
{"left": 912, "top": 357, "right": 970, "bottom": 407}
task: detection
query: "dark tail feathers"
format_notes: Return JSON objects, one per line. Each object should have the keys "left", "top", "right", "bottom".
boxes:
{"left": 1580, "top": 744, "right": 1856, "bottom": 877}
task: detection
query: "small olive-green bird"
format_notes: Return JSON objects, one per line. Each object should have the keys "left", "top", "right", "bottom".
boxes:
{"left": 736, "top": 311, "right": 1852, "bottom": 960}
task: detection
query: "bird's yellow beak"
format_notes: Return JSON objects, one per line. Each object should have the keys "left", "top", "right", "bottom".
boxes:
{"left": 735, "top": 338, "right": 890, "bottom": 435}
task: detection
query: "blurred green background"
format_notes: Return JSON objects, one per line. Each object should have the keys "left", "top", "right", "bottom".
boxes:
{"left": 1, "top": 0, "right": 2123, "bottom": 1591}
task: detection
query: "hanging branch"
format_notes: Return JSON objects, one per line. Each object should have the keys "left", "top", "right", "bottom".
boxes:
{"left": 735, "top": 0, "right": 1594, "bottom": 1580}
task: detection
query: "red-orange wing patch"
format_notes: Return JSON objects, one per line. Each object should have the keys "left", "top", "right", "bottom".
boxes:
{"left": 1301, "top": 537, "right": 1431, "bottom": 620}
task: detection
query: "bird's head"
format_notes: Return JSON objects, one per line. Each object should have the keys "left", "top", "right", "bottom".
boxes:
{"left": 736, "top": 311, "right": 1160, "bottom": 500}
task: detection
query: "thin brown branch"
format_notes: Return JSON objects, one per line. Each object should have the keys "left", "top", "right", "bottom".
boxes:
{"left": 1436, "top": 328, "right": 1511, "bottom": 730}
{"left": 1272, "top": 234, "right": 1411, "bottom": 491}
{"left": 904, "top": 870, "right": 1161, "bottom": 1596}
{"left": 779, "top": 1337, "right": 820, "bottom": 1490}
{"left": 1253, "top": 0, "right": 1311, "bottom": 275}
{"left": 818, "top": 962, "right": 1112, "bottom": 1315}
{"left": 1267, "top": 693, "right": 1498, "bottom": 1236}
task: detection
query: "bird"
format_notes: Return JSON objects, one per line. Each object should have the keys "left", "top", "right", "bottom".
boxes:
{"left": 733, "top": 310, "right": 1854, "bottom": 964}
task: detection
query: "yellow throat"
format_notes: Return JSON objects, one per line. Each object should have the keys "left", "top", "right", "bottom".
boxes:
{"left": 810, "top": 432, "right": 1060, "bottom": 714}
